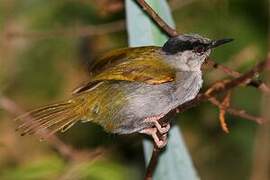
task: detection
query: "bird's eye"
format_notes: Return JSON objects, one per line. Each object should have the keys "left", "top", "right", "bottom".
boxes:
{"left": 194, "top": 45, "right": 205, "bottom": 55}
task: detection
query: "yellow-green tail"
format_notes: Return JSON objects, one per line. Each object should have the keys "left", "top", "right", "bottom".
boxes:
{"left": 15, "top": 98, "right": 86, "bottom": 136}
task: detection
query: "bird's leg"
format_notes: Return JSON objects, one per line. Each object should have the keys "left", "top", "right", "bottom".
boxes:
{"left": 139, "top": 128, "right": 168, "bottom": 148}
{"left": 143, "top": 114, "right": 170, "bottom": 134}
{"left": 139, "top": 114, "right": 170, "bottom": 148}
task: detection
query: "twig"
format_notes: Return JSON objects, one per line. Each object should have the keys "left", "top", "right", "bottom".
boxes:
{"left": 205, "top": 58, "right": 270, "bottom": 94}
{"left": 136, "top": 0, "right": 178, "bottom": 37}
{"left": 144, "top": 145, "right": 161, "bottom": 180}
{"left": 209, "top": 97, "right": 264, "bottom": 124}
{"left": 0, "top": 95, "right": 77, "bottom": 160}
{"left": 5, "top": 20, "right": 125, "bottom": 39}
{"left": 218, "top": 91, "right": 231, "bottom": 133}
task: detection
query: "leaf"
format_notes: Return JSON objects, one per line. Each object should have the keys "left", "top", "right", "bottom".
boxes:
{"left": 125, "top": 0, "right": 199, "bottom": 179}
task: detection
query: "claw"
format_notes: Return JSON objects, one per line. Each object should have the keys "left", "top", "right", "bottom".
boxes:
{"left": 159, "top": 123, "right": 170, "bottom": 134}
{"left": 139, "top": 128, "right": 168, "bottom": 149}
{"left": 144, "top": 114, "right": 170, "bottom": 134}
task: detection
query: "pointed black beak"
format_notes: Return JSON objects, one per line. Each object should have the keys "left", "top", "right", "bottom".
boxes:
{"left": 208, "top": 38, "right": 234, "bottom": 49}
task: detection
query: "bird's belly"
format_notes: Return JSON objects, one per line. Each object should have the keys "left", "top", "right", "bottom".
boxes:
{"left": 113, "top": 82, "right": 175, "bottom": 133}
{"left": 124, "top": 82, "right": 174, "bottom": 115}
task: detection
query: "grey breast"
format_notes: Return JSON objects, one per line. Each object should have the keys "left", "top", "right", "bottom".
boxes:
{"left": 110, "top": 81, "right": 174, "bottom": 134}
{"left": 170, "top": 70, "right": 203, "bottom": 109}
{"left": 113, "top": 70, "right": 202, "bottom": 134}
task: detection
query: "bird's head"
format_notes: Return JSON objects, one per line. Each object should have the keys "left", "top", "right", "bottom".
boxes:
{"left": 162, "top": 34, "right": 233, "bottom": 71}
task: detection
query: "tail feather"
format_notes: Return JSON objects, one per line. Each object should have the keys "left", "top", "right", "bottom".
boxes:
{"left": 17, "top": 107, "right": 69, "bottom": 129}
{"left": 15, "top": 99, "right": 85, "bottom": 137}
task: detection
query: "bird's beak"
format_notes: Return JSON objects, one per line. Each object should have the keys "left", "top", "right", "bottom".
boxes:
{"left": 208, "top": 38, "right": 234, "bottom": 49}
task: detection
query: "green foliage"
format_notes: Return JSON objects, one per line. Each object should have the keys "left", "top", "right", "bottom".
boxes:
{"left": 14, "top": 39, "right": 67, "bottom": 100}
{"left": 67, "top": 159, "right": 138, "bottom": 180}
{"left": 0, "top": 156, "right": 64, "bottom": 180}
{"left": 0, "top": 156, "right": 138, "bottom": 180}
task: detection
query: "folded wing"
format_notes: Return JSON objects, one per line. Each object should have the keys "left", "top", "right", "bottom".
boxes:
{"left": 73, "top": 46, "right": 176, "bottom": 94}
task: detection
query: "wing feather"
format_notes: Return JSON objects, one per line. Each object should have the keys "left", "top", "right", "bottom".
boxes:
{"left": 74, "top": 46, "right": 175, "bottom": 94}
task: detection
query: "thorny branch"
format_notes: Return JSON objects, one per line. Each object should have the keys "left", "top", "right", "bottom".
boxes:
{"left": 136, "top": 0, "right": 270, "bottom": 179}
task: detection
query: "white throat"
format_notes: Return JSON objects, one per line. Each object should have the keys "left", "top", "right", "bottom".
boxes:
{"left": 162, "top": 49, "right": 210, "bottom": 72}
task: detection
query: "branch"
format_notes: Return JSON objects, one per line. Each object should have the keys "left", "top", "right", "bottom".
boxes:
{"left": 5, "top": 20, "right": 125, "bottom": 39}
{"left": 0, "top": 95, "right": 77, "bottom": 160}
{"left": 204, "top": 58, "right": 270, "bottom": 94}
{"left": 218, "top": 91, "right": 231, "bottom": 133}
{"left": 136, "top": 0, "right": 178, "bottom": 37}
{"left": 144, "top": 145, "right": 161, "bottom": 180}
{"left": 209, "top": 97, "right": 264, "bottom": 124}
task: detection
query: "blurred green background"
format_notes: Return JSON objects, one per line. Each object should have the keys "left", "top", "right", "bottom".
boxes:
{"left": 0, "top": 0, "right": 268, "bottom": 179}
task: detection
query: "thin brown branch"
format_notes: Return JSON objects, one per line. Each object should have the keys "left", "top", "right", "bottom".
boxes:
{"left": 144, "top": 145, "right": 161, "bottom": 180}
{"left": 204, "top": 58, "right": 241, "bottom": 77}
{"left": 209, "top": 97, "right": 264, "bottom": 124}
{"left": 204, "top": 58, "right": 270, "bottom": 94}
{"left": 5, "top": 20, "right": 125, "bottom": 39}
{"left": 0, "top": 95, "right": 77, "bottom": 160}
{"left": 218, "top": 91, "right": 231, "bottom": 133}
{"left": 136, "top": 0, "right": 178, "bottom": 37}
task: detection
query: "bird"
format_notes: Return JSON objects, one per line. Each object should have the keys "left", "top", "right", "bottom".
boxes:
{"left": 15, "top": 34, "right": 233, "bottom": 148}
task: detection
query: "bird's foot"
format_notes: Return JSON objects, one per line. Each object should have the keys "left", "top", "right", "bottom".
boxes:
{"left": 143, "top": 114, "right": 170, "bottom": 134}
{"left": 140, "top": 114, "right": 170, "bottom": 148}
{"left": 139, "top": 128, "right": 168, "bottom": 149}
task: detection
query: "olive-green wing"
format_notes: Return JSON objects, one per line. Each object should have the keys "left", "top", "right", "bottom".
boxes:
{"left": 73, "top": 46, "right": 176, "bottom": 94}
{"left": 16, "top": 82, "right": 127, "bottom": 135}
